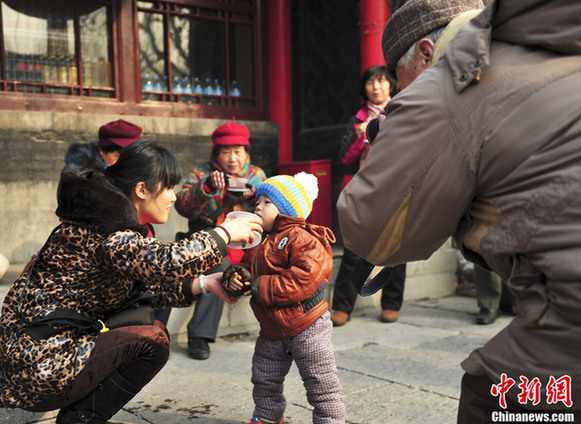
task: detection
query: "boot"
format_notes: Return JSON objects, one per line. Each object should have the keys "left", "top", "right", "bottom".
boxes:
{"left": 56, "top": 370, "right": 140, "bottom": 423}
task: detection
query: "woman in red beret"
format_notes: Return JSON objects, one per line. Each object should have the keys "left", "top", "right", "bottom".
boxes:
{"left": 169, "top": 120, "right": 267, "bottom": 360}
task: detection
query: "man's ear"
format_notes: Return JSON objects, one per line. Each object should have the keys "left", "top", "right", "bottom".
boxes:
{"left": 133, "top": 181, "right": 148, "bottom": 201}
{"left": 417, "top": 38, "right": 435, "bottom": 69}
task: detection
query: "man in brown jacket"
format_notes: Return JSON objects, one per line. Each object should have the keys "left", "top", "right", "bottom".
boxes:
{"left": 338, "top": 0, "right": 581, "bottom": 421}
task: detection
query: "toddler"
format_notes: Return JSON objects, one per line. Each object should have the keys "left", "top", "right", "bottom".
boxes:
{"left": 222, "top": 173, "right": 345, "bottom": 424}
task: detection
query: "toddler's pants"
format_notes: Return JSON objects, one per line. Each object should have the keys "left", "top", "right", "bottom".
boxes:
{"left": 251, "top": 311, "right": 345, "bottom": 424}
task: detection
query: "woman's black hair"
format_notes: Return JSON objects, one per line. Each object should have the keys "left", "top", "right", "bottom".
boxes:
{"left": 359, "top": 65, "right": 389, "bottom": 101}
{"left": 105, "top": 140, "right": 182, "bottom": 198}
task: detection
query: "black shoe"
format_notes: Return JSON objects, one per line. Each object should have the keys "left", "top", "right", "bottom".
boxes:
{"left": 476, "top": 307, "right": 499, "bottom": 325}
{"left": 188, "top": 337, "right": 210, "bottom": 360}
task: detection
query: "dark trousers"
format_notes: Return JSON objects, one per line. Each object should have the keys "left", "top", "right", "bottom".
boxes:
{"left": 29, "top": 321, "right": 170, "bottom": 412}
{"left": 474, "top": 266, "right": 502, "bottom": 310}
{"left": 332, "top": 248, "right": 406, "bottom": 313}
{"left": 474, "top": 265, "right": 514, "bottom": 312}
{"left": 154, "top": 259, "right": 230, "bottom": 342}
{"left": 458, "top": 373, "right": 509, "bottom": 423}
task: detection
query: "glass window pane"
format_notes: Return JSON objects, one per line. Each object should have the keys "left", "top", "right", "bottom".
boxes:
{"left": 136, "top": 0, "right": 258, "bottom": 108}
{"left": 137, "top": 1, "right": 155, "bottom": 9}
{"left": 80, "top": 3, "right": 112, "bottom": 87}
{"left": 2, "top": 1, "right": 74, "bottom": 84}
{"left": 169, "top": 14, "right": 190, "bottom": 93}
{"left": 138, "top": 10, "right": 167, "bottom": 96}
{"left": 233, "top": 0, "right": 253, "bottom": 7}
{"left": 232, "top": 13, "right": 252, "bottom": 22}
{"left": 229, "top": 22, "right": 253, "bottom": 98}
{"left": 177, "top": 6, "right": 195, "bottom": 15}
{"left": 199, "top": 8, "right": 219, "bottom": 18}
{"left": 176, "top": 17, "right": 225, "bottom": 99}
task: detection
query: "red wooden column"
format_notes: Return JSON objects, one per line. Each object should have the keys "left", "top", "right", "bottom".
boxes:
{"left": 360, "top": 0, "right": 390, "bottom": 74}
{"left": 269, "top": 0, "right": 293, "bottom": 164}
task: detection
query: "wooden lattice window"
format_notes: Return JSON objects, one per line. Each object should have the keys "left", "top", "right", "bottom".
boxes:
{"left": 137, "top": 0, "right": 259, "bottom": 108}
{"left": 0, "top": 0, "right": 115, "bottom": 97}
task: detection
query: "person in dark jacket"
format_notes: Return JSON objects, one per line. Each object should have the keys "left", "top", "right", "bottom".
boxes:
{"left": 223, "top": 173, "right": 345, "bottom": 424}
{"left": 0, "top": 141, "right": 261, "bottom": 423}
{"left": 338, "top": 0, "right": 581, "bottom": 420}
{"left": 63, "top": 119, "right": 142, "bottom": 172}
{"left": 332, "top": 65, "right": 406, "bottom": 326}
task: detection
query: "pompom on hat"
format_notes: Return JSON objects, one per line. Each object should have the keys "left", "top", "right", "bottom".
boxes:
{"left": 211, "top": 118, "right": 250, "bottom": 148}
{"left": 98, "top": 119, "right": 142, "bottom": 148}
{"left": 256, "top": 172, "right": 319, "bottom": 219}
{"left": 382, "top": 0, "right": 484, "bottom": 80}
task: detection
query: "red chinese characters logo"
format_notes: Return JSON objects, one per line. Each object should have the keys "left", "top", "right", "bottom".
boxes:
{"left": 518, "top": 376, "right": 541, "bottom": 406}
{"left": 491, "top": 373, "right": 516, "bottom": 409}
{"left": 491, "top": 374, "right": 573, "bottom": 409}
{"left": 547, "top": 375, "right": 572, "bottom": 407}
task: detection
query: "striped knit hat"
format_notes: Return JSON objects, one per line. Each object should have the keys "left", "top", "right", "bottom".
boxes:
{"left": 256, "top": 172, "right": 319, "bottom": 219}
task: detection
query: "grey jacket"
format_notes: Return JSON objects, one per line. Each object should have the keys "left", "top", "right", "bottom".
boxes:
{"left": 338, "top": 0, "right": 581, "bottom": 408}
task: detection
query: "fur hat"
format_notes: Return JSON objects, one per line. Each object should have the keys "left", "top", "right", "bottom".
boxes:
{"left": 98, "top": 119, "right": 142, "bottom": 148}
{"left": 382, "top": 0, "right": 484, "bottom": 79}
{"left": 256, "top": 172, "right": 319, "bottom": 219}
{"left": 211, "top": 120, "right": 250, "bottom": 148}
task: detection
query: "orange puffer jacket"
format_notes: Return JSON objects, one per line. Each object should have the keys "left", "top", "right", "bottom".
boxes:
{"left": 240, "top": 215, "right": 336, "bottom": 340}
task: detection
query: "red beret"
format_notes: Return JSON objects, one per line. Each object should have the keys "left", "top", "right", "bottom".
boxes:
{"left": 98, "top": 119, "right": 142, "bottom": 148}
{"left": 211, "top": 121, "right": 250, "bottom": 148}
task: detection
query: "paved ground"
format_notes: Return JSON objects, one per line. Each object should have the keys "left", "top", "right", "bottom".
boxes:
{"left": 0, "top": 291, "right": 513, "bottom": 424}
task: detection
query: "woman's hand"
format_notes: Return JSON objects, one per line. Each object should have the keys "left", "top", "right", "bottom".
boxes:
{"left": 219, "top": 215, "right": 262, "bottom": 248}
{"left": 198, "top": 273, "right": 238, "bottom": 304}
{"left": 356, "top": 121, "right": 368, "bottom": 139}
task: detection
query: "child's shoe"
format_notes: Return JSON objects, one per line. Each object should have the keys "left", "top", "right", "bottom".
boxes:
{"left": 249, "top": 418, "right": 284, "bottom": 424}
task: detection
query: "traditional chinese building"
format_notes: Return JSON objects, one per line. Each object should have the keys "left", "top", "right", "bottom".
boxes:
{"left": 0, "top": 0, "right": 457, "bottom": 318}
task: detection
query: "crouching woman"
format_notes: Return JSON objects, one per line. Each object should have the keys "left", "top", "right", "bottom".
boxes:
{"left": 0, "top": 141, "right": 261, "bottom": 423}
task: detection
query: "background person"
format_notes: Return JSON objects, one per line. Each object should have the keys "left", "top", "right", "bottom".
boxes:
{"left": 338, "top": 0, "right": 581, "bottom": 419}
{"left": 223, "top": 173, "right": 345, "bottom": 424}
{"left": 63, "top": 119, "right": 142, "bottom": 172}
{"left": 170, "top": 119, "right": 267, "bottom": 360}
{"left": 332, "top": 65, "right": 406, "bottom": 326}
{"left": 0, "top": 141, "right": 260, "bottom": 423}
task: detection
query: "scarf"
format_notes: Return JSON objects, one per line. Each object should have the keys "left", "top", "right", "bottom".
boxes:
{"left": 366, "top": 98, "right": 389, "bottom": 122}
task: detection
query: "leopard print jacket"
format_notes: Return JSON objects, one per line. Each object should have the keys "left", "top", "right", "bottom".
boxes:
{"left": 0, "top": 171, "right": 226, "bottom": 409}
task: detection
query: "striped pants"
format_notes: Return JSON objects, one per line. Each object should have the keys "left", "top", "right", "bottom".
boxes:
{"left": 251, "top": 311, "right": 345, "bottom": 423}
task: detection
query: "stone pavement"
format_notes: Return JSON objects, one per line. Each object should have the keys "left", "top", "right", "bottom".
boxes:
{"left": 1, "top": 291, "right": 512, "bottom": 424}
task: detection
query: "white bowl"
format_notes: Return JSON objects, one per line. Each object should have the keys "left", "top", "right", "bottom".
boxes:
{"left": 228, "top": 177, "right": 249, "bottom": 189}
{"left": 225, "top": 211, "right": 262, "bottom": 249}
